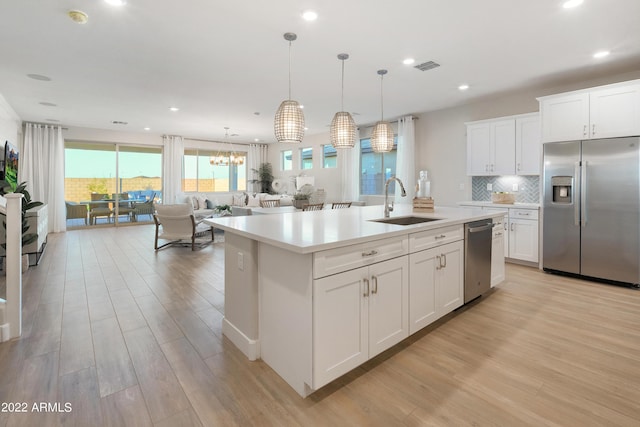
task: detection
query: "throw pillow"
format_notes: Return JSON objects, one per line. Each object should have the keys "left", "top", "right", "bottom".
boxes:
{"left": 247, "top": 193, "right": 261, "bottom": 207}
{"left": 190, "top": 196, "right": 199, "bottom": 210}
{"left": 232, "top": 193, "right": 246, "bottom": 207}
{"left": 205, "top": 199, "right": 217, "bottom": 209}
{"left": 196, "top": 196, "right": 207, "bottom": 210}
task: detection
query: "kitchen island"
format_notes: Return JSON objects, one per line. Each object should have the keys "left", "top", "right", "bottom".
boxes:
{"left": 204, "top": 205, "right": 504, "bottom": 397}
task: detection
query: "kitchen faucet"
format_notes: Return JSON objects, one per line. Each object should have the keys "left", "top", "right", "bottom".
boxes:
{"left": 384, "top": 177, "right": 407, "bottom": 217}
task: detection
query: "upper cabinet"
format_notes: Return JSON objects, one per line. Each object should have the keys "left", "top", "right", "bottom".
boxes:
{"left": 466, "top": 113, "right": 540, "bottom": 176}
{"left": 538, "top": 80, "right": 640, "bottom": 143}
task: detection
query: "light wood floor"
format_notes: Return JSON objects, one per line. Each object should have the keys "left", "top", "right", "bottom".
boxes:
{"left": 1, "top": 225, "right": 639, "bottom": 426}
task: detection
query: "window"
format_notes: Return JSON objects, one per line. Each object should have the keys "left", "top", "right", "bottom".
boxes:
{"left": 359, "top": 137, "right": 398, "bottom": 195}
{"left": 322, "top": 144, "right": 337, "bottom": 168}
{"left": 282, "top": 150, "right": 292, "bottom": 171}
{"left": 183, "top": 148, "right": 246, "bottom": 192}
{"left": 300, "top": 147, "right": 313, "bottom": 169}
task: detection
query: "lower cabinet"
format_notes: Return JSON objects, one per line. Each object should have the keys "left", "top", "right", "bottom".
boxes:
{"left": 491, "top": 226, "right": 506, "bottom": 287}
{"left": 408, "top": 240, "right": 464, "bottom": 334}
{"left": 313, "top": 256, "right": 408, "bottom": 389}
{"left": 509, "top": 217, "right": 539, "bottom": 262}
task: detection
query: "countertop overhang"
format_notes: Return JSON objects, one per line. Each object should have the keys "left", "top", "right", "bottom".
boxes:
{"left": 204, "top": 205, "right": 506, "bottom": 254}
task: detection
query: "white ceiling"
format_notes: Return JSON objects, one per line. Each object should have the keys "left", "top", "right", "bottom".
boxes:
{"left": 1, "top": 0, "right": 639, "bottom": 144}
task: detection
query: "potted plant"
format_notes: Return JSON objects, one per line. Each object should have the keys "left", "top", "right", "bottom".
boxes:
{"left": 249, "top": 162, "right": 275, "bottom": 194}
{"left": 292, "top": 192, "right": 310, "bottom": 209}
{"left": 214, "top": 204, "right": 232, "bottom": 216}
{"left": 1, "top": 181, "right": 43, "bottom": 271}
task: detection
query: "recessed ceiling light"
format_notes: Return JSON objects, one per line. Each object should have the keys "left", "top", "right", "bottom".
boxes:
{"left": 403, "top": 58, "right": 415, "bottom": 65}
{"left": 144, "top": 127, "right": 151, "bottom": 131}
{"left": 40, "top": 102, "right": 57, "bottom": 107}
{"left": 593, "top": 50, "right": 610, "bottom": 59}
{"left": 562, "top": 0, "right": 584, "bottom": 9}
{"left": 67, "top": 10, "right": 88, "bottom": 24}
{"left": 254, "top": 138, "right": 260, "bottom": 142}
{"left": 304, "top": 127, "right": 309, "bottom": 131}
{"left": 169, "top": 107, "right": 179, "bottom": 112}
{"left": 299, "top": 105, "right": 304, "bottom": 109}
{"left": 27, "top": 74, "right": 52, "bottom": 81}
{"left": 458, "top": 84, "right": 470, "bottom": 91}
{"left": 104, "top": 0, "right": 126, "bottom": 6}
{"left": 302, "top": 10, "right": 318, "bottom": 21}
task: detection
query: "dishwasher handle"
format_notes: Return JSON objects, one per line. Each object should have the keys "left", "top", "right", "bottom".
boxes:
{"left": 467, "top": 224, "right": 493, "bottom": 233}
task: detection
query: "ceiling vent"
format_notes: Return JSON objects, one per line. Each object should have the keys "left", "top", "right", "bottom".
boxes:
{"left": 414, "top": 61, "right": 440, "bottom": 71}
{"left": 112, "top": 120, "right": 128, "bottom": 125}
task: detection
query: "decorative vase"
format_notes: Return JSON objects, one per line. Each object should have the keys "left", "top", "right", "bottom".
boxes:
{"left": 292, "top": 199, "right": 308, "bottom": 209}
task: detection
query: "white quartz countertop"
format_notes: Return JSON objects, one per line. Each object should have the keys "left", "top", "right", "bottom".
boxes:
{"left": 457, "top": 201, "right": 540, "bottom": 209}
{"left": 204, "top": 205, "right": 504, "bottom": 254}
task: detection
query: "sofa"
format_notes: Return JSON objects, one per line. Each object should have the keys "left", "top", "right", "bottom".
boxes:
{"left": 175, "top": 192, "right": 293, "bottom": 219}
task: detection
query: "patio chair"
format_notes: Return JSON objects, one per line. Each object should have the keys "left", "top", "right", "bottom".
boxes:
{"left": 331, "top": 202, "right": 352, "bottom": 209}
{"left": 112, "top": 193, "right": 134, "bottom": 222}
{"left": 302, "top": 203, "right": 324, "bottom": 211}
{"left": 89, "top": 193, "right": 113, "bottom": 225}
{"left": 65, "top": 201, "right": 88, "bottom": 225}
{"left": 153, "top": 203, "right": 212, "bottom": 251}
{"left": 260, "top": 199, "right": 280, "bottom": 208}
{"left": 132, "top": 193, "right": 155, "bottom": 221}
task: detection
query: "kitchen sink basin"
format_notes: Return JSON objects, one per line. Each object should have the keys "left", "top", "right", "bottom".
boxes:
{"left": 369, "top": 216, "right": 442, "bottom": 226}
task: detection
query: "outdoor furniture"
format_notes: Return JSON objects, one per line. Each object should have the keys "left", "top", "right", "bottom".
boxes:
{"left": 112, "top": 193, "right": 134, "bottom": 222}
{"left": 331, "top": 202, "right": 352, "bottom": 209}
{"left": 132, "top": 194, "right": 155, "bottom": 221}
{"left": 89, "top": 193, "right": 113, "bottom": 225}
{"left": 260, "top": 199, "right": 280, "bottom": 208}
{"left": 153, "top": 203, "right": 213, "bottom": 251}
{"left": 65, "top": 201, "right": 88, "bottom": 225}
{"left": 302, "top": 203, "right": 324, "bottom": 211}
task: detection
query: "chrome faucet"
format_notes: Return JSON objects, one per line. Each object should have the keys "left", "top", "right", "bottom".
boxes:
{"left": 384, "top": 177, "right": 407, "bottom": 217}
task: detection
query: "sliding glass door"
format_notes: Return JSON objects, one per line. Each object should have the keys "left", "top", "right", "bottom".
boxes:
{"left": 64, "top": 142, "right": 162, "bottom": 228}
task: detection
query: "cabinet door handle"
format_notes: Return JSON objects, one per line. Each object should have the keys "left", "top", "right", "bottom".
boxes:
{"left": 485, "top": 164, "right": 489, "bottom": 172}
{"left": 583, "top": 124, "right": 587, "bottom": 137}
{"left": 517, "top": 162, "right": 521, "bottom": 171}
{"left": 517, "top": 212, "right": 530, "bottom": 216}
{"left": 371, "top": 276, "right": 378, "bottom": 294}
{"left": 435, "top": 234, "right": 446, "bottom": 240}
{"left": 441, "top": 253, "right": 447, "bottom": 268}
{"left": 504, "top": 222, "right": 508, "bottom": 231}
{"left": 362, "top": 250, "right": 378, "bottom": 257}
{"left": 435, "top": 255, "right": 441, "bottom": 270}
{"left": 490, "top": 164, "right": 494, "bottom": 172}
{"left": 510, "top": 223, "right": 515, "bottom": 231}
{"left": 363, "top": 278, "right": 370, "bottom": 297}
{"left": 592, "top": 124, "right": 595, "bottom": 136}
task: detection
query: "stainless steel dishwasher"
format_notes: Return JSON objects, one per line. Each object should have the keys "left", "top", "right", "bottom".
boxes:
{"left": 464, "top": 219, "right": 493, "bottom": 303}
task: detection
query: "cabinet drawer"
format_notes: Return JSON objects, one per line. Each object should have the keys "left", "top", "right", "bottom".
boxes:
{"left": 409, "top": 225, "right": 463, "bottom": 253}
{"left": 313, "top": 235, "right": 408, "bottom": 279}
{"left": 509, "top": 208, "right": 539, "bottom": 220}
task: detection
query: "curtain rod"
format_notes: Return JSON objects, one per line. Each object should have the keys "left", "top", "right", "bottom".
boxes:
{"left": 179, "top": 136, "right": 259, "bottom": 147}
{"left": 24, "top": 121, "right": 69, "bottom": 130}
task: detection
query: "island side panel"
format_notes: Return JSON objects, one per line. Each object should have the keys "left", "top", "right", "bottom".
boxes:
{"left": 223, "top": 232, "right": 260, "bottom": 360}
{"left": 259, "top": 242, "right": 314, "bottom": 397}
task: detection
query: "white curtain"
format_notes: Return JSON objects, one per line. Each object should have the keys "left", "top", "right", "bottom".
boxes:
{"left": 248, "top": 143, "right": 267, "bottom": 193}
{"left": 162, "top": 135, "right": 183, "bottom": 205}
{"left": 395, "top": 116, "right": 416, "bottom": 203}
{"left": 21, "top": 123, "right": 66, "bottom": 232}
{"left": 341, "top": 128, "right": 360, "bottom": 202}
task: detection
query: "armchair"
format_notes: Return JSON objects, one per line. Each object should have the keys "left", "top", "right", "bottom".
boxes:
{"left": 153, "top": 203, "right": 213, "bottom": 251}
{"left": 132, "top": 193, "right": 155, "bottom": 222}
{"left": 65, "top": 201, "right": 88, "bottom": 225}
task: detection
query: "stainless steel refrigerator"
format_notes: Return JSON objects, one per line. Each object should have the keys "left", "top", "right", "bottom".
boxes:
{"left": 543, "top": 137, "right": 640, "bottom": 287}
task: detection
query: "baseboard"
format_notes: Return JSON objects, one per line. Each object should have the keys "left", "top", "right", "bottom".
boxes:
{"left": 222, "top": 317, "right": 260, "bottom": 361}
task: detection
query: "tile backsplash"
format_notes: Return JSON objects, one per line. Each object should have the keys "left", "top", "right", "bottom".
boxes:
{"left": 472, "top": 175, "right": 540, "bottom": 203}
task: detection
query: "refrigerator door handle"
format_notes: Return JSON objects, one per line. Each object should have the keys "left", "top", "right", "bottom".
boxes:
{"left": 581, "top": 160, "right": 588, "bottom": 227}
{"left": 574, "top": 162, "right": 581, "bottom": 227}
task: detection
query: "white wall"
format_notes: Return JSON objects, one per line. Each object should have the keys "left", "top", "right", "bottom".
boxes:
{"left": 0, "top": 93, "right": 21, "bottom": 156}
{"left": 266, "top": 132, "right": 343, "bottom": 202}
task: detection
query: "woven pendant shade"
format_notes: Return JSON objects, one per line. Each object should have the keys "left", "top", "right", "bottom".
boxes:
{"left": 371, "top": 121, "right": 395, "bottom": 153}
{"left": 330, "top": 111, "right": 356, "bottom": 148}
{"left": 274, "top": 99, "right": 305, "bottom": 143}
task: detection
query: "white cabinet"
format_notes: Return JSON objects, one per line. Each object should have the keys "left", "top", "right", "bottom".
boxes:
{"left": 508, "top": 209, "right": 539, "bottom": 263}
{"left": 408, "top": 228, "right": 464, "bottom": 334}
{"left": 539, "top": 80, "right": 640, "bottom": 143}
{"left": 466, "top": 120, "right": 515, "bottom": 175}
{"left": 515, "top": 115, "right": 542, "bottom": 175}
{"left": 491, "top": 225, "right": 505, "bottom": 287}
{"left": 313, "top": 256, "right": 408, "bottom": 389}
{"left": 466, "top": 113, "right": 540, "bottom": 176}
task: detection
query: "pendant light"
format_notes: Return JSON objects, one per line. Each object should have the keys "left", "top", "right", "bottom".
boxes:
{"left": 330, "top": 53, "right": 356, "bottom": 149}
{"left": 274, "top": 32, "right": 305, "bottom": 143}
{"left": 371, "top": 69, "right": 394, "bottom": 153}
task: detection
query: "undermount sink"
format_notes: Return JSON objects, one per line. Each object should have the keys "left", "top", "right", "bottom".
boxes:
{"left": 369, "top": 216, "right": 443, "bottom": 226}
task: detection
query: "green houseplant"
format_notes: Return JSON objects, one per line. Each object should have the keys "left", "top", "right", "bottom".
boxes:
{"left": 248, "top": 162, "right": 275, "bottom": 194}
{"left": 1, "top": 181, "right": 44, "bottom": 248}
